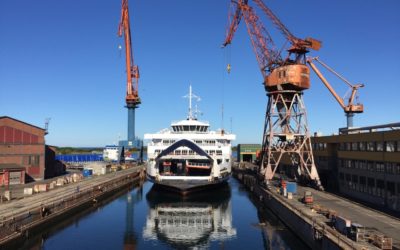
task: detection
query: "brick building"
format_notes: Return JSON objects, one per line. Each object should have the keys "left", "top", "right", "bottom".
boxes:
{"left": 313, "top": 123, "right": 400, "bottom": 212}
{"left": 0, "top": 116, "right": 47, "bottom": 182}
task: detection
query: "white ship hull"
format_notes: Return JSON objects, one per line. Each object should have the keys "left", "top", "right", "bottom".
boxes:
{"left": 146, "top": 139, "right": 233, "bottom": 194}
{"left": 144, "top": 85, "right": 236, "bottom": 194}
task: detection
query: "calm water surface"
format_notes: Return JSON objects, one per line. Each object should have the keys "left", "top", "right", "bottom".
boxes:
{"left": 18, "top": 178, "right": 308, "bottom": 249}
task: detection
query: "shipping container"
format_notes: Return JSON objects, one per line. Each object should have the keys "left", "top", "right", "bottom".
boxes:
{"left": 334, "top": 215, "right": 351, "bottom": 235}
{"left": 286, "top": 182, "right": 297, "bottom": 194}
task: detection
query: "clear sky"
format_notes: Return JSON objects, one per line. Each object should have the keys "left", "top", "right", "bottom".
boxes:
{"left": 1, "top": 1, "right": 399, "bottom": 147}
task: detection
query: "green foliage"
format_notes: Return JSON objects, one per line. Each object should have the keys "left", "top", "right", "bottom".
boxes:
{"left": 55, "top": 147, "right": 102, "bottom": 155}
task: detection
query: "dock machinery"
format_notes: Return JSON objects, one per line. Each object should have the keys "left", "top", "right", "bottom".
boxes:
{"left": 222, "top": 0, "right": 323, "bottom": 188}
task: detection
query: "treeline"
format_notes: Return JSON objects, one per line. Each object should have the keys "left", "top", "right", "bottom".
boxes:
{"left": 55, "top": 147, "right": 102, "bottom": 155}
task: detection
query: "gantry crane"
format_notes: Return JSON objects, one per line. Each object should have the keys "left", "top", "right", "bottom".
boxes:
{"left": 307, "top": 57, "right": 364, "bottom": 128}
{"left": 223, "top": 0, "right": 323, "bottom": 188}
{"left": 118, "top": 0, "right": 141, "bottom": 147}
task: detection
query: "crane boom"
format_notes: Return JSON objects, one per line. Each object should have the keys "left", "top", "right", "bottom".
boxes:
{"left": 307, "top": 57, "right": 364, "bottom": 127}
{"left": 223, "top": 0, "right": 279, "bottom": 77}
{"left": 222, "top": 0, "right": 321, "bottom": 92}
{"left": 222, "top": 0, "right": 324, "bottom": 189}
{"left": 119, "top": 0, "right": 140, "bottom": 107}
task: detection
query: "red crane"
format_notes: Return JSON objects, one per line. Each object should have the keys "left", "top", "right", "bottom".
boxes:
{"left": 118, "top": 0, "right": 140, "bottom": 108}
{"left": 222, "top": 0, "right": 323, "bottom": 188}
{"left": 223, "top": 0, "right": 321, "bottom": 91}
{"left": 307, "top": 57, "right": 364, "bottom": 128}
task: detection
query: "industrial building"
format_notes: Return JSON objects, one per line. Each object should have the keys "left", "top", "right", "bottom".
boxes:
{"left": 313, "top": 123, "right": 400, "bottom": 212}
{"left": 237, "top": 144, "right": 261, "bottom": 163}
{"left": 0, "top": 116, "right": 63, "bottom": 184}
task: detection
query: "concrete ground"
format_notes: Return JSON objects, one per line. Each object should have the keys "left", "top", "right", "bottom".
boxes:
{"left": 294, "top": 184, "right": 400, "bottom": 248}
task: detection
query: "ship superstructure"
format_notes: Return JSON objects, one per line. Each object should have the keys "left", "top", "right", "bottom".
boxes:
{"left": 144, "top": 85, "right": 235, "bottom": 193}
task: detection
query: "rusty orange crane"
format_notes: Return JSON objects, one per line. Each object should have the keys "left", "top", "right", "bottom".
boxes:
{"left": 222, "top": 0, "right": 323, "bottom": 189}
{"left": 307, "top": 57, "right": 364, "bottom": 128}
{"left": 118, "top": 0, "right": 140, "bottom": 146}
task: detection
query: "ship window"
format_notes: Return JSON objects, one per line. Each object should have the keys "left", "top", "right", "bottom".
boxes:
{"left": 194, "top": 140, "right": 202, "bottom": 144}
{"left": 183, "top": 126, "right": 189, "bottom": 131}
{"left": 216, "top": 150, "right": 222, "bottom": 155}
{"left": 182, "top": 150, "right": 188, "bottom": 155}
{"left": 175, "top": 150, "right": 181, "bottom": 155}
{"left": 190, "top": 126, "right": 195, "bottom": 131}
{"left": 226, "top": 159, "right": 229, "bottom": 162}
{"left": 209, "top": 150, "right": 215, "bottom": 155}
{"left": 189, "top": 150, "right": 194, "bottom": 155}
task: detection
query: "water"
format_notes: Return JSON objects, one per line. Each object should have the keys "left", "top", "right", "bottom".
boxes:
{"left": 17, "top": 178, "right": 308, "bottom": 250}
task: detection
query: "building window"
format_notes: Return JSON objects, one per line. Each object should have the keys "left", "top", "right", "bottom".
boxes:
{"left": 26, "top": 155, "right": 40, "bottom": 166}
{"left": 387, "top": 182, "right": 395, "bottom": 196}
{"left": 367, "top": 178, "right": 375, "bottom": 187}
{"left": 397, "top": 141, "right": 400, "bottom": 152}
{"left": 339, "top": 172, "right": 344, "bottom": 180}
{"left": 352, "top": 175, "right": 358, "bottom": 183}
{"left": 339, "top": 143, "right": 345, "bottom": 151}
{"left": 359, "top": 176, "right": 366, "bottom": 185}
{"left": 346, "top": 142, "right": 351, "bottom": 151}
{"left": 351, "top": 142, "right": 358, "bottom": 151}
{"left": 386, "top": 141, "right": 396, "bottom": 152}
{"left": 376, "top": 142, "right": 384, "bottom": 152}
{"left": 376, "top": 162, "right": 385, "bottom": 172}
{"left": 359, "top": 142, "right": 366, "bottom": 151}
{"left": 359, "top": 161, "right": 367, "bottom": 170}
{"left": 367, "top": 161, "right": 374, "bottom": 171}
{"left": 367, "top": 142, "right": 375, "bottom": 152}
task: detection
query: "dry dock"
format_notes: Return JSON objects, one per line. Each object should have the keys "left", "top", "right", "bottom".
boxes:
{"left": 0, "top": 165, "right": 145, "bottom": 247}
{"left": 234, "top": 163, "right": 400, "bottom": 250}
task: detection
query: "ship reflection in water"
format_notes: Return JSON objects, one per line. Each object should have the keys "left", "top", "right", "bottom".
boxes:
{"left": 142, "top": 184, "right": 236, "bottom": 248}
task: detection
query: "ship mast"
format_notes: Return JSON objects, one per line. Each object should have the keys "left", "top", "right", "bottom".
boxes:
{"left": 183, "top": 84, "right": 201, "bottom": 120}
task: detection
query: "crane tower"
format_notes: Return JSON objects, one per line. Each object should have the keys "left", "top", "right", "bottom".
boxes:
{"left": 118, "top": 0, "right": 141, "bottom": 148}
{"left": 223, "top": 0, "right": 322, "bottom": 188}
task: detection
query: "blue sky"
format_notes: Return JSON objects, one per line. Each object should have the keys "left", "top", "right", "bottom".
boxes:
{"left": 1, "top": 1, "right": 399, "bottom": 147}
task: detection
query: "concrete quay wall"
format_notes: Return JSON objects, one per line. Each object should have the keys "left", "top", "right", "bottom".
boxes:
{"left": 234, "top": 170, "right": 366, "bottom": 250}
{"left": 0, "top": 166, "right": 146, "bottom": 248}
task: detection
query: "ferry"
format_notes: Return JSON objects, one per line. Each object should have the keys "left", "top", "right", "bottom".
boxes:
{"left": 144, "top": 85, "right": 235, "bottom": 194}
